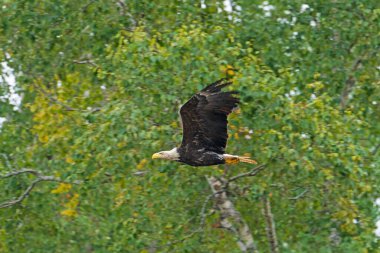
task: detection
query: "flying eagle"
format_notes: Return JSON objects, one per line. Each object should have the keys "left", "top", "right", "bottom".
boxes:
{"left": 152, "top": 79, "right": 256, "bottom": 166}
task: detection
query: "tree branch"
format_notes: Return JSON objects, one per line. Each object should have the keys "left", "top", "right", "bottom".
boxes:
{"left": 81, "top": 0, "right": 97, "bottom": 12}
{"left": 114, "top": 0, "right": 137, "bottom": 30}
{"left": 371, "top": 143, "right": 380, "bottom": 156}
{"left": 72, "top": 59, "right": 99, "bottom": 68}
{"left": 228, "top": 164, "right": 266, "bottom": 184}
{"left": 288, "top": 189, "right": 308, "bottom": 200}
{"left": 262, "top": 195, "right": 279, "bottom": 253}
{"left": 0, "top": 169, "right": 79, "bottom": 209}
{"left": 207, "top": 176, "right": 257, "bottom": 252}
{"left": 155, "top": 164, "right": 265, "bottom": 251}
{"left": 339, "top": 58, "right": 362, "bottom": 109}
{"left": 1, "top": 153, "right": 15, "bottom": 170}
{"left": 199, "top": 190, "right": 225, "bottom": 229}
{"left": 339, "top": 48, "right": 378, "bottom": 109}
{"left": 1, "top": 168, "right": 42, "bottom": 178}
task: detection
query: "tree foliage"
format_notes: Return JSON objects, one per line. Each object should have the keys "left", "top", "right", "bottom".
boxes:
{"left": 0, "top": 0, "right": 379, "bottom": 252}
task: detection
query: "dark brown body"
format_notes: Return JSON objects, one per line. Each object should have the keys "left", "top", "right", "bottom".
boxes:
{"left": 177, "top": 148, "right": 225, "bottom": 166}
{"left": 176, "top": 79, "right": 239, "bottom": 166}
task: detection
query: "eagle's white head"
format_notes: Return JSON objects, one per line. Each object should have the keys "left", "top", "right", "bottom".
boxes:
{"left": 152, "top": 147, "right": 180, "bottom": 161}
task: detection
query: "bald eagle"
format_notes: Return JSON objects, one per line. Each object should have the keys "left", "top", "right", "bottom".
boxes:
{"left": 152, "top": 79, "right": 256, "bottom": 166}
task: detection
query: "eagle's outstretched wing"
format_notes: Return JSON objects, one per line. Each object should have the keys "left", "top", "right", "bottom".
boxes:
{"left": 179, "top": 79, "right": 239, "bottom": 154}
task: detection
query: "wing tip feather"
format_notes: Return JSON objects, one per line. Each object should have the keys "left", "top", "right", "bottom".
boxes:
{"left": 201, "top": 78, "right": 233, "bottom": 93}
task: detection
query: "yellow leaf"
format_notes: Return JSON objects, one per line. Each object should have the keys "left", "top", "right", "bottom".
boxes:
{"left": 65, "top": 157, "right": 75, "bottom": 164}
{"left": 60, "top": 209, "right": 77, "bottom": 217}
{"left": 39, "top": 135, "right": 49, "bottom": 143}
{"left": 117, "top": 142, "right": 126, "bottom": 148}
{"left": 51, "top": 183, "right": 72, "bottom": 194}
{"left": 29, "top": 104, "right": 38, "bottom": 113}
{"left": 65, "top": 193, "right": 79, "bottom": 209}
{"left": 137, "top": 159, "right": 148, "bottom": 170}
{"left": 227, "top": 69, "right": 235, "bottom": 76}
{"left": 220, "top": 64, "right": 235, "bottom": 77}
{"left": 322, "top": 169, "right": 334, "bottom": 180}
{"left": 114, "top": 191, "right": 125, "bottom": 208}
{"left": 360, "top": 184, "right": 372, "bottom": 192}
{"left": 133, "top": 185, "right": 143, "bottom": 191}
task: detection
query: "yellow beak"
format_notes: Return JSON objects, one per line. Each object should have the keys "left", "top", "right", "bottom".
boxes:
{"left": 152, "top": 153, "right": 162, "bottom": 159}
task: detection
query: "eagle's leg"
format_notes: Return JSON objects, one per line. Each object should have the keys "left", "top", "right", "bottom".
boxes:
{"left": 223, "top": 154, "right": 240, "bottom": 165}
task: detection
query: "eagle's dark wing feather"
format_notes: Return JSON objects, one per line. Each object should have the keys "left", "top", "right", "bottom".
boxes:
{"left": 179, "top": 79, "right": 239, "bottom": 154}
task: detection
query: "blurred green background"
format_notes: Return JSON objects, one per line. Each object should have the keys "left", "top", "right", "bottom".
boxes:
{"left": 0, "top": 0, "right": 379, "bottom": 252}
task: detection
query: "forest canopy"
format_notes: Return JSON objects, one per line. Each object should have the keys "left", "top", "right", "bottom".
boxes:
{"left": 0, "top": 1, "right": 379, "bottom": 252}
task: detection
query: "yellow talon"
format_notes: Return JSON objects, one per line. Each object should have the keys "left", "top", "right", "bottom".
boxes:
{"left": 223, "top": 154, "right": 258, "bottom": 165}
{"left": 224, "top": 156, "right": 240, "bottom": 165}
